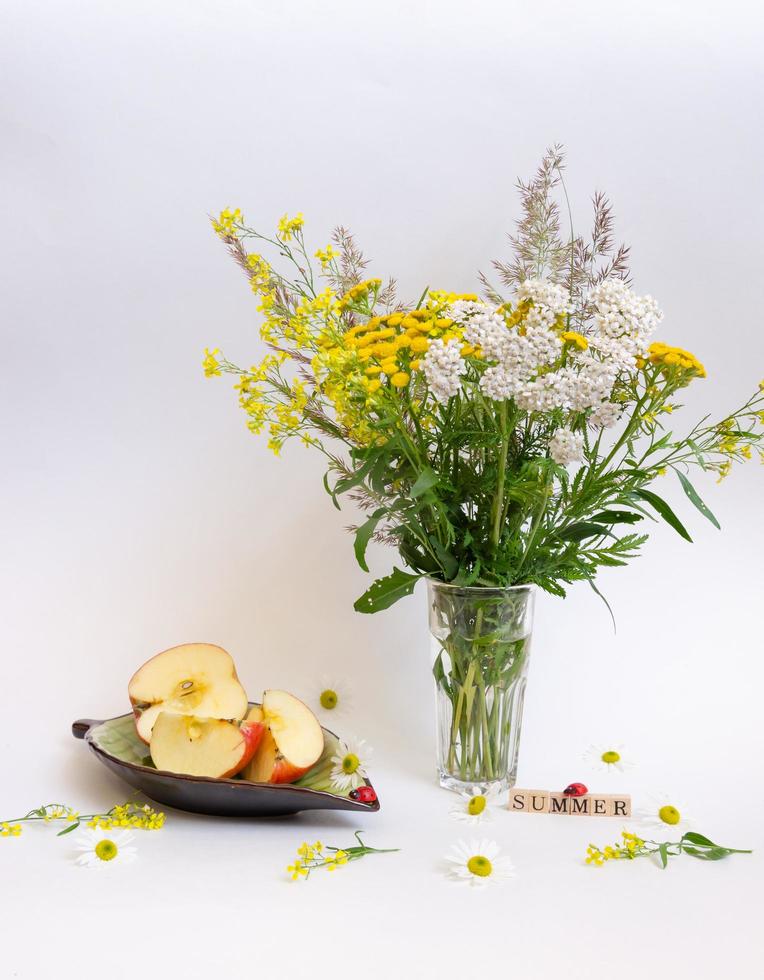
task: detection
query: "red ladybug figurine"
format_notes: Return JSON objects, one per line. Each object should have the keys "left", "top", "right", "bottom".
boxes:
{"left": 563, "top": 782, "right": 588, "bottom": 797}
{"left": 350, "top": 786, "right": 377, "bottom": 804}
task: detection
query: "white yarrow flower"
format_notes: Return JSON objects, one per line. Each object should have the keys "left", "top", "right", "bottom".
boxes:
{"left": 449, "top": 785, "right": 502, "bottom": 824}
{"left": 548, "top": 428, "right": 584, "bottom": 466}
{"left": 589, "top": 401, "right": 623, "bottom": 429}
{"left": 444, "top": 839, "right": 515, "bottom": 887}
{"left": 74, "top": 828, "right": 136, "bottom": 868}
{"left": 422, "top": 337, "right": 467, "bottom": 403}
{"left": 330, "top": 735, "right": 372, "bottom": 791}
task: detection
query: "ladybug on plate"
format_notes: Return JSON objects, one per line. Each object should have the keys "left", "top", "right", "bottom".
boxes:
{"left": 350, "top": 786, "right": 377, "bottom": 804}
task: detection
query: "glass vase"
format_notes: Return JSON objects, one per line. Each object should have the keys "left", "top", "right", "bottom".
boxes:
{"left": 428, "top": 580, "right": 535, "bottom": 795}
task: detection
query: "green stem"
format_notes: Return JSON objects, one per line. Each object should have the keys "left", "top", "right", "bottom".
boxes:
{"left": 491, "top": 402, "right": 509, "bottom": 552}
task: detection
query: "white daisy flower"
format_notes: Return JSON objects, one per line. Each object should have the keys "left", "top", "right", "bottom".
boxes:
{"left": 582, "top": 743, "right": 634, "bottom": 773}
{"left": 636, "top": 793, "right": 694, "bottom": 834}
{"left": 313, "top": 678, "right": 352, "bottom": 719}
{"left": 444, "top": 839, "right": 515, "bottom": 887}
{"left": 74, "top": 828, "right": 136, "bottom": 868}
{"left": 330, "top": 736, "right": 372, "bottom": 792}
{"left": 449, "top": 785, "right": 502, "bottom": 824}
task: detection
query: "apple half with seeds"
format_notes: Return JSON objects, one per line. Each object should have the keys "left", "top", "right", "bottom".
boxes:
{"left": 240, "top": 691, "right": 324, "bottom": 784}
{"left": 150, "top": 712, "right": 265, "bottom": 778}
{"left": 128, "top": 643, "right": 248, "bottom": 744}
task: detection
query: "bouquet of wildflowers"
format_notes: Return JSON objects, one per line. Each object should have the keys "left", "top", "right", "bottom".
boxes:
{"left": 206, "top": 147, "right": 762, "bottom": 615}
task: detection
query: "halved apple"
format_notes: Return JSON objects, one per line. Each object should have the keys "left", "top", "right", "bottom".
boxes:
{"left": 128, "top": 643, "right": 248, "bottom": 744}
{"left": 240, "top": 692, "right": 324, "bottom": 784}
{"left": 149, "top": 712, "right": 264, "bottom": 778}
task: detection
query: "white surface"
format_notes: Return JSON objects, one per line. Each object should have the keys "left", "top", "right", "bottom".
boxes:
{"left": 2, "top": 1, "right": 763, "bottom": 977}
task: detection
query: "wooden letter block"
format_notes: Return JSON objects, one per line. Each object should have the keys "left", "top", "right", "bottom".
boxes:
{"left": 508, "top": 789, "right": 550, "bottom": 813}
{"left": 549, "top": 792, "right": 570, "bottom": 814}
{"left": 568, "top": 795, "right": 591, "bottom": 816}
{"left": 590, "top": 796, "right": 609, "bottom": 817}
{"left": 604, "top": 795, "right": 631, "bottom": 818}
{"left": 528, "top": 790, "right": 550, "bottom": 813}
{"left": 508, "top": 789, "right": 527, "bottom": 812}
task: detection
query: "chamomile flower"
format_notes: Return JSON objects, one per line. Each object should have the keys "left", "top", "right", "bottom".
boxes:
{"left": 636, "top": 793, "right": 694, "bottom": 833}
{"left": 444, "top": 839, "right": 515, "bottom": 887}
{"left": 74, "top": 828, "right": 136, "bottom": 868}
{"left": 583, "top": 743, "right": 634, "bottom": 773}
{"left": 449, "top": 785, "right": 502, "bottom": 824}
{"left": 330, "top": 736, "right": 372, "bottom": 792}
{"left": 314, "top": 678, "right": 352, "bottom": 718}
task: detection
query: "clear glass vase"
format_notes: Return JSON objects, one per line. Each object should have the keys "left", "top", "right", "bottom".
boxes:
{"left": 428, "top": 580, "right": 535, "bottom": 795}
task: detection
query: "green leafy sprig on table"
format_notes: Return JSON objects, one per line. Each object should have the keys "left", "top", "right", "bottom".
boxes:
{"left": 586, "top": 829, "right": 752, "bottom": 869}
{"left": 0, "top": 800, "right": 166, "bottom": 838}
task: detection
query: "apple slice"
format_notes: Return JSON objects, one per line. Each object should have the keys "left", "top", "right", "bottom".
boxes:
{"left": 128, "top": 643, "right": 248, "bottom": 743}
{"left": 240, "top": 692, "right": 324, "bottom": 784}
{"left": 149, "top": 712, "right": 264, "bottom": 778}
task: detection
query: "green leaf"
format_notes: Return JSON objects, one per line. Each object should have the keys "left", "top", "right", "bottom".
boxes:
{"left": 428, "top": 536, "right": 459, "bottom": 578}
{"left": 588, "top": 578, "right": 616, "bottom": 633}
{"left": 410, "top": 467, "right": 439, "bottom": 498}
{"left": 683, "top": 846, "right": 732, "bottom": 861}
{"left": 556, "top": 522, "right": 610, "bottom": 542}
{"left": 658, "top": 843, "right": 669, "bottom": 869}
{"left": 590, "top": 510, "right": 644, "bottom": 525}
{"left": 322, "top": 471, "right": 341, "bottom": 510}
{"left": 681, "top": 831, "right": 716, "bottom": 847}
{"left": 687, "top": 438, "right": 707, "bottom": 470}
{"left": 56, "top": 821, "right": 80, "bottom": 837}
{"left": 333, "top": 455, "right": 377, "bottom": 496}
{"left": 353, "top": 508, "right": 387, "bottom": 573}
{"left": 432, "top": 651, "right": 450, "bottom": 695}
{"left": 676, "top": 471, "right": 721, "bottom": 530}
{"left": 353, "top": 567, "right": 422, "bottom": 614}
{"left": 634, "top": 488, "right": 693, "bottom": 542}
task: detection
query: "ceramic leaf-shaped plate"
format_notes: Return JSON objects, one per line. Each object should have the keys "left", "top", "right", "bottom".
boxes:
{"left": 73, "top": 712, "right": 380, "bottom": 817}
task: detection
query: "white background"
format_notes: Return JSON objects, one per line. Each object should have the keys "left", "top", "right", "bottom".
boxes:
{"left": 2, "top": 1, "right": 763, "bottom": 977}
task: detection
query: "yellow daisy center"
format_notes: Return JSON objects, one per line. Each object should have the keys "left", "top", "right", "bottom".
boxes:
{"left": 467, "top": 855, "right": 492, "bottom": 878}
{"left": 658, "top": 805, "right": 681, "bottom": 825}
{"left": 94, "top": 839, "right": 118, "bottom": 862}
{"left": 601, "top": 750, "right": 621, "bottom": 764}
{"left": 342, "top": 753, "right": 360, "bottom": 774}
{"left": 467, "top": 795, "right": 487, "bottom": 816}
{"left": 320, "top": 689, "right": 338, "bottom": 710}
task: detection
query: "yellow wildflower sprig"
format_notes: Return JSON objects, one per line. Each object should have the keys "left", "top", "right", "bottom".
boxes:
{"left": 586, "top": 829, "right": 751, "bottom": 869}
{"left": 286, "top": 831, "right": 398, "bottom": 881}
{"left": 0, "top": 800, "right": 166, "bottom": 839}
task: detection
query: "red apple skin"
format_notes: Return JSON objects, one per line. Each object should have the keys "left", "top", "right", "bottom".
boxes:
{"left": 238, "top": 720, "right": 266, "bottom": 765}
{"left": 205, "top": 720, "right": 265, "bottom": 779}
{"left": 269, "top": 758, "right": 312, "bottom": 784}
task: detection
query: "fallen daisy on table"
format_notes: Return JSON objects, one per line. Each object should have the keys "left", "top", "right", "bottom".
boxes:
{"left": 74, "top": 827, "right": 137, "bottom": 868}
{"left": 314, "top": 677, "right": 352, "bottom": 718}
{"left": 449, "top": 785, "right": 503, "bottom": 824}
{"left": 583, "top": 743, "right": 634, "bottom": 773}
{"left": 330, "top": 736, "right": 372, "bottom": 792}
{"left": 444, "top": 839, "right": 515, "bottom": 887}
{"left": 636, "top": 793, "right": 693, "bottom": 833}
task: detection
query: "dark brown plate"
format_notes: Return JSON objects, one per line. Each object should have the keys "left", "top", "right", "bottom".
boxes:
{"left": 72, "top": 713, "right": 380, "bottom": 818}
